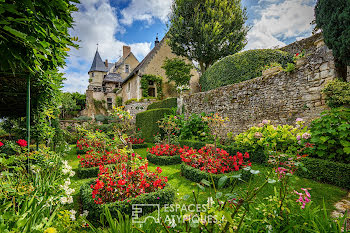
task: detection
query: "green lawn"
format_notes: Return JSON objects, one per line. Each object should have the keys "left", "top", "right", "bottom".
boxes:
{"left": 64, "top": 145, "right": 347, "bottom": 215}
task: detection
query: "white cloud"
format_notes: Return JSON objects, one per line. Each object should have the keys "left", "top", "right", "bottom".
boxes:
{"left": 246, "top": 0, "right": 315, "bottom": 50}
{"left": 120, "top": 0, "right": 172, "bottom": 26}
{"left": 63, "top": 0, "right": 152, "bottom": 93}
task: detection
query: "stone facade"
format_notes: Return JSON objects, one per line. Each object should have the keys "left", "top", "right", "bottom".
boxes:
{"left": 121, "top": 36, "right": 200, "bottom": 102}
{"left": 182, "top": 36, "right": 338, "bottom": 138}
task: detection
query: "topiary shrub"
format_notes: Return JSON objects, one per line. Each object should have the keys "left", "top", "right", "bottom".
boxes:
{"left": 136, "top": 108, "right": 173, "bottom": 142}
{"left": 200, "top": 49, "right": 293, "bottom": 91}
{"left": 147, "top": 98, "right": 177, "bottom": 110}
{"left": 147, "top": 153, "right": 182, "bottom": 165}
{"left": 308, "top": 107, "right": 350, "bottom": 163}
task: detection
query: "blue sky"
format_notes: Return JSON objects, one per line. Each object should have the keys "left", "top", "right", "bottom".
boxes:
{"left": 63, "top": 0, "right": 316, "bottom": 93}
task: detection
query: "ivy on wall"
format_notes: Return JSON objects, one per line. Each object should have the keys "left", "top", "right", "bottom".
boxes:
{"left": 140, "top": 74, "right": 163, "bottom": 99}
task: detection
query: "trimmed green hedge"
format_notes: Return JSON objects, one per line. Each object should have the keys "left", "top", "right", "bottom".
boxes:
{"left": 147, "top": 153, "right": 182, "bottom": 165}
{"left": 179, "top": 140, "right": 267, "bottom": 164}
{"left": 296, "top": 157, "right": 350, "bottom": 189}
{"left": 80, "top": 181, "right": 175, "bottom": 223}
{"left": 147, "top": 98, "right": 177, "bottom": 110}
{"left": 131, "top": 143, "right": 148, "bottom": 149}
{"left": 200, "top": 49, "right": 293, "bottom": 91}
{"left": 76, "top": 164, "right": 114, "bottom": 179}
{"left": 180, "top": 163, "right": 251, "bottom": 186}
{"left": 136, "top": 108, "right": 173, "bottom": 142}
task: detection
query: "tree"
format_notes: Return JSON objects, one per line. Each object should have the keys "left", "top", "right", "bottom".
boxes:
{"left": 315, "top": 0, "right": 350, "bottom": 79}
{"left": 60, "top": 93, "right": 78, "bottom": 119}
{"left": 162, "top": 57, "right": 193, "bottom": 89}
{"left": 71, "top": 92, "right": 86, "bottom": 111}
{"left": 167, "top": 0, "right": 248, "bottom": 74}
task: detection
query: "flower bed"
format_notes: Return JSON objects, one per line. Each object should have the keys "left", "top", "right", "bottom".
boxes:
{"left": 80, "top": 164, "right": 175, "bottom": 222}
{"left": 131, "top": 143, "right": 148, "bottom": 149}
{"left": 180, "top": 146, "right": 252, "bottom": 185}
{"left": 146, "top": 144, "right": 189, "bottom": 165}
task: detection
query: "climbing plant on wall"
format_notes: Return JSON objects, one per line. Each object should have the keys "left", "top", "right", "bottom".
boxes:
{"left": 140, "top": 74, "right": 163, "bottom": 99}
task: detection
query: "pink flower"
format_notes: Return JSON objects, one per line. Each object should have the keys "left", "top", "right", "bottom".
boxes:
{"left": 262, "top": 120, "right": 269, "bottom": 125}
{"left": 302, "top": 132, "right": 311, "bottom": 140}
{"left": 296, "top": 118, "right": 304, "bottom": 122}
{"left": 296, "top": 135, "right": 301, "bottom": 140}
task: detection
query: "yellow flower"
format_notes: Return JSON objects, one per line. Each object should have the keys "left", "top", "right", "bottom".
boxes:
{"left": 44, "top": 227, "right": 57, "bottom": 233}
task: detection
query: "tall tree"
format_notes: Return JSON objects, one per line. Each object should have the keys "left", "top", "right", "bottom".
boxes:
{"left": 167, "top": 0, "right": 249, "bottom": 74}
{"left": 315, "top": 0, "right": 350, "bottom": 80}
{"left": 162, "top": 57, "right": 193, "bottom": 88}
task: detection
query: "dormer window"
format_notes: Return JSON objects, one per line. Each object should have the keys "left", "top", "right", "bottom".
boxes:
{"left": 125, "top": 64, "right": 130, "bottom": 73}
{"left": 91, "top": 72, "right": 95, "bottom": 77}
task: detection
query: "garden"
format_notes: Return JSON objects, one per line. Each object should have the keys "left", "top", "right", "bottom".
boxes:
{"left": 1, "top": 0, "right": 350, "bottom": 232}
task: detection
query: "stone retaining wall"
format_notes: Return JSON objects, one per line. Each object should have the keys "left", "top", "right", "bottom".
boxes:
{"left": 183, "top": 42, "right": 338, "bottom": 137}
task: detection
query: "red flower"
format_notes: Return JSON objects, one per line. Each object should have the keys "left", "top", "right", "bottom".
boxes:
{"left": 118, "top": 179, "right": 127, "bottom": 186}
{"left": 16, "top": 139, "right": 27, "bottom": 147}
{"left": 0, "top": 141, "right": 3, "bottom": 147}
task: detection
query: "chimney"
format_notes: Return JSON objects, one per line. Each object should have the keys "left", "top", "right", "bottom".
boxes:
{"left": 105, "top": 59, "right": 108, "bottom": 67}
{"left": 123, "top": 46, "right": 131, "bottom": 58}
{"left": 155, "top": 34, "right": 159, "bottom": 46}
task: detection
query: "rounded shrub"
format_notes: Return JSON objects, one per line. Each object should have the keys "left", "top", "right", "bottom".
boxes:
{"left": 147, "top": 153, "right": 182, "bottom": 165}
{"left": 200, "top": 49, "right": 293, "bottom": 91}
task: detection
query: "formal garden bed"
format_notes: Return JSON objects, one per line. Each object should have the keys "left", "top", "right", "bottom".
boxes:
{"left": 146, "top": 144, "right": 189, "bottom": 165}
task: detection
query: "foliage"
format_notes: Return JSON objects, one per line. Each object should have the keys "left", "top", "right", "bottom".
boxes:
{"left": 262, "top": 62, "right": 282, "bottom": 71}
{"left": 147, "top": 97, "right": 177, "bottom": 110}
{"left": 60, "top": 92, "right": 79, "bottom": 119}
{"left": 167, "top": 0, "right": 249, "bottom": 74}
{"left": 200, "top": 49, "right": 293, "bottom": 91}
{"left": 115, "top": 96, "right": 123, "bottom": 107}
{"left": 308, "top": 107, "right": 350, "bottom": 163}
{"left": 147, "top": 153, "right": 182, "bottom": 165}
{"left": 283, "top": 62, "right": 296, "bottom": 72}
{"left": 140, "top": 74, "right": 163, "bottom": 98}
{"left": 178, "top": 113, "right": 212, "bottom": 142}
{"left": 136, "top": 108, "right": 173, "bottom": 142}
{"left": 234, "top": 119, "right": 310, "bottom": 156}
{"left": 315, "top": 0, "right": 350, "bottom": 66}
{"left": 71, "top": 92, "right": 86, "bottom": 111}
{"left": 202, "top": 113, "right": 228, "bottom": 150}
{"left": 157, "top": 115, "right": 180, "bottom": 144}
{"left": 124, "top": 98, "right": 137, "bottom": 105}
{"left": 296, "top": 157, "right": 350, "bottom": 189}
{"left": 126, "top": 137, "right": 145, "bottom": 145}
{"left": 162, "top": 57, "right": 193, "bottom": 88}
{"left": 322, "top": 79, "right": 350, "bottom": 108}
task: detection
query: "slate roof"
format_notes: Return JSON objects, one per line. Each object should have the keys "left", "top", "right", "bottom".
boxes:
{"left": 103, "top": 73, "right": 123, "bottom": 83}
{"left": 122, "top": 36, "right": 166, "bottom": 84}
{"left": 89, "top": 50, "right": 113, "bottom": 72}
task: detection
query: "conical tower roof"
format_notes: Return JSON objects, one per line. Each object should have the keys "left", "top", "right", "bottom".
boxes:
{"left": 89, "top": 50, "right": 107, "bottom": 72}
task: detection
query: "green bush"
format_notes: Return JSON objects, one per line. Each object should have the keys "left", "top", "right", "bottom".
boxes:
{"left": 136, "top": 108, "right": 173, "bottom": 142}
{"left": 179, "top": 140, "right": 210, "bottom": 149}
{"left": 296, "top": 157, "right": 350, "bottom": 189}
{"left": 322, "top": 79, "right": 350, "bottom": 108}
{"left": 147, "top": 153, "right": 182, "bottom": 165}
{"left": 131, "top": 143, "right": 148, "bottom": 149}
{"left": 200, "top": 49, "right": 293, "bottom": 91}
{"left": 180, "top": 163, "right": 251, "bottom": 186}
{"left": 147, "top": 98, "right": 177, "bottom": 110}
{"left": 80, "top": 181, "right": 175, "bottom": 224}
{"left": 308, "top": 107, "right": 350, "bottom": 163}
{"left": 76, "top": 164, "right": 115, "bottom": 179}
{"left": 178, "top": 113, "right": 212, "bottom": 141}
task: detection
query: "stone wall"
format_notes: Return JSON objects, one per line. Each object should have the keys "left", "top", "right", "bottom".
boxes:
{"left": 124, "top": 99, "right": 157, "bottom": 122}
{"left": 183, "top": 41, "right": 337, "bottom": 137}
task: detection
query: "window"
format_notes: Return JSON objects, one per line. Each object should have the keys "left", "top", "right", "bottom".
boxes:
{"left": 148, "top": 87, "right": 156, "bottom": 97}
{"left": 91, "top": 72, "right": 94, "bottom": 77}
{"left": 149, "top": 80, "right": 154, "bottom": 85}
{"left": 125, "top": 64, "right": 130, "bottom": 73}
{"left": 127, "top": 82, "right": 131, "bottom": 92}
{"left": 107, "top": 98, "right": 112, "bottom": 109}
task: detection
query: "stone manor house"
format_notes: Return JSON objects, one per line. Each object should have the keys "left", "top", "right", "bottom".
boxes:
{"left": 83, "top": 36, "right": 200, "bottom": 116}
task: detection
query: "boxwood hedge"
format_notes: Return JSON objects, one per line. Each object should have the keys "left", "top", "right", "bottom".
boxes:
{"left": 80, "top": 180, "right": 175, "bottom": 223}
{"left": 180, "top": 163, "right": 251, "bottom": 186}
{"left": 147, "top": 97, "right": 177, "bottom": 110}
{"left": 200, "top": 49, "right": 293, "bottom": 91}
{"left": 76, "top": 164, "right": 114, "bottom": 179}
{"left": 131, "top": 143, "right": 148, "bottom": 149}
{"left": 136, "top": 108, "right": 173, "bottom": 142}
{"left": 296, "top": 157, "right": 350, "bottom": 189}
{"left": 147, "top": 153, "right": 182, "bottom": 165}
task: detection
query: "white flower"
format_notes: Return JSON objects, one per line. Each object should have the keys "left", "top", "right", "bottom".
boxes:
{"left": 60, "top": 196, "right": 68, "bottom": 204}
{"left": 80, "top": 210, "right": 89, "bottom": 217}
{"left": 69, "top": 209, "right": 76, "bottom": 221}
{"left": 67, "top": 196, "right": 74, "bottom": 204}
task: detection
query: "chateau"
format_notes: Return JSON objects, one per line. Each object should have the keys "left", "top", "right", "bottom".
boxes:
{"left": 84, "top": 36, "right": 200, "bottom": 116}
